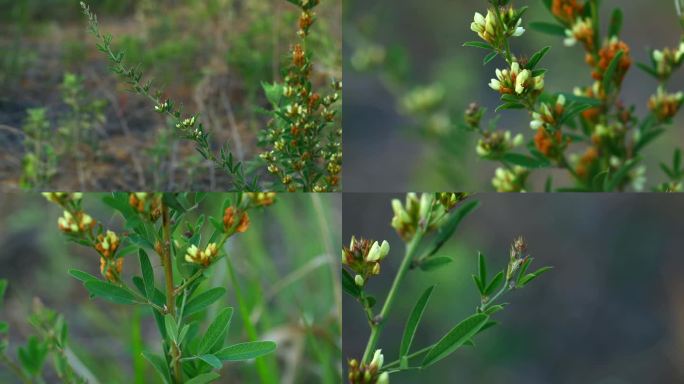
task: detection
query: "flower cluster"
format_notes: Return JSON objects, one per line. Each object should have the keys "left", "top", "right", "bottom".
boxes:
{"left": 652, "top": 42, "right": 684, "bottom": 79}
{"left": 259, "top": 0, "right": 342, "bottom": 192}
{"left": 470, "top": 6, "right": 525, "bottom": 48}
{"left": 347, "top": 350, "right": 388, "bottom": 384}
{"left": 96, "top": 231, "right": 123, "bottom": 282}
{"left": 476, "top": 130, "right": 524, "bottom": 158}
{"left": 185, "top": 243, "right": 220, "bottom": 267}
{"left": 42, "top": 192, "right": 83, "bottom": 205}
{"left": 129, "top": 193, "right": 162, "bottom": 222}
{"left": 492, "top": 166, "right": 529, "bottom": 192}
{"left": 223, "top": 207, "right": 250, "bottom": 233}
{"left": 57, "top": 210, "right": 94, "bottom": 234}
{"left": 564, "top": 18, "right": 594, "bottom": 50}
{"left": 342, "top": 237, "right": 390, "bottom": 287}
{"left": 530, "top": 95, "right": 566, "bottom": 131}
{"left": 245, "top": 192, "right": 277, "bottom": 207}
{"left": 648, "top": 86, "right": 684, "bottom": 122}
{"left": 489, "top": 62, "right": 544, "bottom": 96}
{"left": 391, "top": 193, "right": 468, "bottom": 239}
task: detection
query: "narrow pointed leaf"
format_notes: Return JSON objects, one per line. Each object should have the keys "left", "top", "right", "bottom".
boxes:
{"left": 142, "top": 352, "right": 171, "bottom": 384}
{"left": 422, "top": 314, "right": 489, "bottom": 368}
{"left": 139, "top": 249, "right": 155, "bottom": 300}
{"left": 199, "top": 307, "right": 233, "bottom": 354}
{"left": 84, "top": 281, "right": 138, "bottom": 305}
{"left": 184, "top": 287, "right": 225, "bottom": 317}
{"left": 68, "top": 269, "right": 99, "bottom": 283}
{"left": 215, "top": 341, "right": 277, "bottom": 361}
{"left": 426, "top": 200, "right": 480, "bottom": 256}
{"left": 400, "top": 286, "right": 435, "bottom": 358}
{"left": 484, "top": 271, "right": 504, "bottom": 296}
{"left": 198, "top": 354, "right": 222, "bottom": 369}
{"left": 185, "top": 372, "right": 220, "bottom": 384}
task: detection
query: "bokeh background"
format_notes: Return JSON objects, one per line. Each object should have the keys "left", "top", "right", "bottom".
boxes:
{"left": 0, "top": 0, "right": 341, "bottom": 190}
{"left": 343, "top": 193, "right": 684, "bottom": 383}
{"left": 344, "top": 0, "right": 684, "bottom": 191}
{"left": 0, "top": 193, "right": 341, "bottom": 383}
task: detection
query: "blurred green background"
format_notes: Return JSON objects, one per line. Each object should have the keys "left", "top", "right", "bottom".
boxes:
{"left": 343, "top": 193, "right": 684, "bottom": 383}
{"left": 344, "top": 0, "right": 684, "bottom": 191}
{"left": 0, "top": 0, "right": 341, "bottom": 190}
{"left": 0, "top": 192, "right": 341, "bottom": 383}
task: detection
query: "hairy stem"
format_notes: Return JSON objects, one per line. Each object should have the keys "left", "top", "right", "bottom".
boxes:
{"left": 362, "top": 232, "right": 424, "bottom": 363}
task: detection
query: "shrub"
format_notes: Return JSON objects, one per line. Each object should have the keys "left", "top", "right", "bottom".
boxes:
{"left": 79, "top": 0, "right": 342, "bottom": 192}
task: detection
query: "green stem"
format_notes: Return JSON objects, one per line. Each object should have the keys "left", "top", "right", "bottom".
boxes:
{"left": 0, "top": 353, "right": 32, "bottom": 384}
{"left": 361, "top": 232, "right": 424, "bottom": 364}
{"left": 160, "top": 201, "right": 182, "bottom": 383}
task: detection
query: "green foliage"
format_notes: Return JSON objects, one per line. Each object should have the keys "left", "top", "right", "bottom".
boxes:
{"left": 20, "top": 108, "right": 57, "bottom": 189}
{"left": 344, "top": 194, "right": 550, "bottom": 383}
{"left": 463, "top": 0, "right": 684, "bottom": 192}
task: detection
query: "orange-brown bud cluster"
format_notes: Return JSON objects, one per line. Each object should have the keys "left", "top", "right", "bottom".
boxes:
{"left": 100, "top": 257, "right": 123, "bottom": 283}
{"left": 589, "top": 40, "right": 632, "bottom": 85}
{"left": 129, "top": 193, "right": 162, "bottom": 221}
{"left": 551, "top": 0, "right": 584, "bottom": 24}
{"left": 292, "top": 44, "right": 306, "bottom": 67}
{"left": 223, "top": 207, "right": 250, "bottom": 233}
{"left": 298, "top": 11, "right": 314, "bottom": 36}
{"left": 534, "top": 128, "right": 567, "bottom": 158}
{"left": 575, "top": 147, "right": 599, "bottom": 179}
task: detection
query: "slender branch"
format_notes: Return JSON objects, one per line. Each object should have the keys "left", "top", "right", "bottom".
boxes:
{"left": 0, "top": 352, "right": 32, "bottom": 384}
{"left": 160, "top": 201, "right": 182, "bottom": 383}
{"left": 362, "top": 231, "right": 424, "bottom": 363}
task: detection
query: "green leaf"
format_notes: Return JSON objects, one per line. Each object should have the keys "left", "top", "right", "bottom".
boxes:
{"left": 520, "top": 266, "right": 553, "bottom": 286}
{"left": 602, "top": 50, "right": 624, "bottom": 94}
{"left": 526, "top": 46, "right": 551, "bottom": 69}
{"left": 342, "top": 269, "right": 361, "bottom": 298}
{"left": 419, "top": 256, "right": 454, "bottom": 271}
{"left": 636, "top": 62, "right": 659, "bottom": 79}
{"left": 0, "top": 279, "right": 6, "bottom": 307}
{"left": 426, "top": 200, "right": 480, "bottom": 257}
{"left": 483, "top": 51, "right": 498, "bottom": 65}
{"left": 495, "top": 102, "right": 525, "bottom": 112}
{"left": 164, "top": 314, "right": 178, "bottom": 343}
{"left": 18, "top": 336, "right": 48, "bottom": 374}
{"left": 142, "top": 352, "right": 171, "bottom": 384}
{"left": 68, "top": 269, "right": 99, "bottom": 283}
{"left": 503, "top": 153, "right": 549, "bottom": 168}
{"left": 608, "top": 9, "right": 623, "bottom": 37}
{"left": 558, "top": 103, "right": 592, "bottom": 126}
{"left": 84, "top": 281, "right": 138, "bottom": 305}
{"left": 484, "top": 304, "right": 506, "bottom": 315}
{"left": 559, "top": 93, "right": 602, "bottom": 106}
{"left": 484, "top": 271, "right": 504, "bottom": 296}
{"left": 634, "top": 128, "right": 665, "bottom": 153}
{"left": 262, "top": 82, "right": 283, "bottom": 106}
{"left": 139, "top": 249, "right": 155, "bottom": 300}
{"left": 0, "top": 321, "right": 8, "bottom": 333}
{"left": 478, "top": 252, "right": 487, "bottom": 289}
{"left": 199, "top": 307, "right": 233, "bottom": 354}
{"left": 215, "top": 341, "right": 277, "bottom": 361}
{"left": 605, "top": 158, "right": 640, "bottom": 192}
{"left": 198, "top": 354, "right": 222, "bottom": 369}
{"left": 529, "top": 22, "right": 566, "bottom": 36}
{"left": 400, "top": 286, "right": 435, "bottom": 359}
{"left": 185, "top": 372, "right": 220, "bottom": 384}
{"left": 422, "top": 314, "right": 489, "bottom": 368}
{"left": 463, "top": 41, "right": 493, "bottom": 50}
{"left": 184, "top": 287, "right": 225, "bottom": 317}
